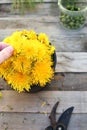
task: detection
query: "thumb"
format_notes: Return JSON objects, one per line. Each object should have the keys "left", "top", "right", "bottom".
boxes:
{"left": 0, "top": 46, "right": 14, "bottom": 64}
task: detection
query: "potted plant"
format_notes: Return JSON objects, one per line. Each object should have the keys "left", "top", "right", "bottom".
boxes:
{"left": 58, "top": 0, "right": 87, "bottom": 30}
{"left": 0, "top": 30, "right": 56, "bottom": 93}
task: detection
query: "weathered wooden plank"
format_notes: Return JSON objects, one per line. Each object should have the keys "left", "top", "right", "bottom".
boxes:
{"left": 56, "top": 52, "right": 87, "bottom": 72}
{"left": 0, "top": 29, "right": 86, "bottom": 52}
{"left": 0, "top": 113, "right": 86, "bottom": 130}
{"left": 50, "top": 72, "right": 87, "bottom": 91}
{"left": 0, "top": 16, "right": 87, "bottom": 52}
{"left": 0, "top": 3, "right": 87, "bottom": 52}
{"left": 0, "top": 3, "right": 58, "bottom": 15}
{"left": 0, "top": 90, "right": 87, "bottom": 113}
{"left": 1, "top": 73, "right": 87, "bottom": 91}
{"left": 0, "top": 0, "right": 57, "bottom": 4}
{"left": 0, "top": 52, "right": 87, "bottom": 73}
{"left": 0, "top": 17, "right": 87, "bottom": 35}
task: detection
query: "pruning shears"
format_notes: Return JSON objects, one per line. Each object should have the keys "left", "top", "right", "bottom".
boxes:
{"left": 45, "top": 102, "right": 74, "bottom": 130}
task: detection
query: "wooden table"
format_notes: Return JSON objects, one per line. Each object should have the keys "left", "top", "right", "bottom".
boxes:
{"left": 0, "top": 1, "right": 87, "bottom": 130}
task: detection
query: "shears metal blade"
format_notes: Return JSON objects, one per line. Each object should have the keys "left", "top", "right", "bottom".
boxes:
{"left": 45, "top": 101, "right": 74, "bottom": 130}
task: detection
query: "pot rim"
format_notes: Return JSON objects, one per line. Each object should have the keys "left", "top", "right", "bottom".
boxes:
{"left": 58, "top": 0, "right": 87, "bottom": 16}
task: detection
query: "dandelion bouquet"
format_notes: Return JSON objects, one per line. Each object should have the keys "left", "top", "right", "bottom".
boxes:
{"left": 0, "top": 30, "right": 56, "bottom": 93}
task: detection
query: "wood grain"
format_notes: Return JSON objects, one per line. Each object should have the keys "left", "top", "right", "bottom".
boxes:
{"left": 0, "top": 0, "right": 57, "bottom": 4}
{"left": 0, "top": 113, "right": 86, "bottom": 130}
{"left": 0, "top": 1, "right": 87, "bottom": 130}
{"left": 49, "top": 72, "right": 87, "bottom": 91}
{"left": 0, "top": 90, "right": 87, "bottom": 113}
{"left": 56, "top": 52, "right": 87, "bottom": 72}
{"left": 0, "top": 17, "right": 87, "bottom": 52}
{"left": 1, "top": 73, "right": 87, "bottom": 91}
{"left": 0, "top": 2, "right": 87, "bottom": 52}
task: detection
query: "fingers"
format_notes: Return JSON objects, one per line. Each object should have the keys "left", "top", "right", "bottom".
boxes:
{"left": 0, "top": 46, "right": 14, "bottom": 64}
{"left": 0, "top": 42, "right": 9, "bottom": 50}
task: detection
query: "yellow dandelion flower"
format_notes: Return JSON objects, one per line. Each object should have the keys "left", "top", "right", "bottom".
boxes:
{"left": 3, "top": 36, "right": 11, "bottom": 44}
{"left": 50, "top": 45, "right": 55, "bottom": 54}
{"left": 11, "top": 31, "right": 21, "bottom": 41}
{"left": 4, "top": 38, "right": 22, "bottom": 54}
{"left": 0, "top": 29, "right": 55, "bottom": 92}
{"left": 22, "top": 40, "right": 38, "bottom": 59}
{"left": 13, "top": 55, "right": 32, "bottom": 74}
{"left": 0, "top": 59, "right": 13, "bottom": 78}
{"left": 34, "top": 40, "right": 50, "bottom": 61}
{"left": 28, "top": 30, "right": 37, "bottom": 39}
{"left": 21, "top": 30, "right": 37, "bottom": 39}
{"left": 38, "top": 33, "right": 49, "bottom": 45}
{"left": 7, "top": 72, "right": 31, "bottom": 92}
{"left": 32, "top": 59, "right": 54, "bottom": 86}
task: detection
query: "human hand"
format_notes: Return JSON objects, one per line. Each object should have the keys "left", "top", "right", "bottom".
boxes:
{"left": 0, "top": 42, "right": 14, "bottom": 64}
